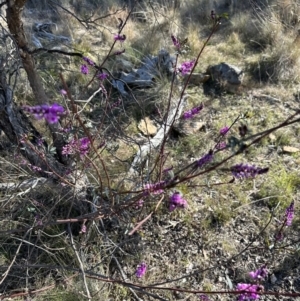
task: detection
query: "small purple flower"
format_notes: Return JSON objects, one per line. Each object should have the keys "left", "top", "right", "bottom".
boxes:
{"left": 231, "top": 164, "right": 269, "bottom": 179}
{"left": 216, "top": 141, "right": 227, "bottom": 150}
{"left": 169, "top": 192, "right": 187, "bottom": 212}
{"left": 196, "top": 150, "right": 213, "bottom": 169}
{"left": 114, "top": 34, "right": 126, "bottom": 42}
{"left": 143, "top": 181, "right": 166, "bottom": 195}
{"left": 98, "top": 72, "right": 108, "bottom": 81}
{"left": 220, "top": 126, "right": 229, "bottom": 136}
{"left": 178, "top": 59, "right": 195, "bottom": 75}
{"left": 274, "top": 231, "right": 284, "bottom": 241}
{"left": 236, "top": 283, "right": 261, "bottom": 301}
{"left": 62, "top": 137, "right": 91, "bottom": 157}
{"left": 285, "top": 201, "right": 294, "bottom": 226}
{"left": 135, "top": 262, "right": 147, "bottom": 278}
{"left": 110, "top": 99, "right": 122, "bottom": 109}
{"left": 80, "top": 224, "right": 87, "bottom": 234}
{"left": 183, "top": 103, "right": 203, "bottom": 119}
{"left": 171, "top": 35, "right": 180, "bottom": 49}
{"left": 135, "top": 199, "right": 144, "bottom": 209}
{"left": 60, "top": 89, "right": 67, "bottom": 95}
{"left": 199, "top": 295, "right": 211, "bottom": 301}
{"left": 23, "top": 103, "right": 65, "bottom": 124}
{"left": 249, "top": 265, "right": 268, "bottom": 280}
{"left": 80, "top": 64, "right": 89, "bottom": 75}
{"left": 83, "top": 56, "right": 95, "bottom": 66}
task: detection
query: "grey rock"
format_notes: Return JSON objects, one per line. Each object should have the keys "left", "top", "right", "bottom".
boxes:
{"left": 206, "top": 62, "right": 244, "bottom": 93}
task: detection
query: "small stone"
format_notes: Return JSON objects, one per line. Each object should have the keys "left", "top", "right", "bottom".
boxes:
{"left": 269, "top": 133, "right": 276, "bottom": 141}
{"left": 282, "top": 146, "right": 300, "bottom": 153}
{"left": 206, "top": 62, "right": 244, "bottom": 94}
{"left": 270, "top": 274, "right": 277, "bottom": 284}
{"left": 138, "top": 117, "right": 158, "bottom": 136}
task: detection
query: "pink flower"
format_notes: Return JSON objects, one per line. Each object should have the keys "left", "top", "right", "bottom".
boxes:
{"left": 135, "top": 262, "right": 147, "bottom": 278}
{"left": 83, "top": 56, "right": 95, "bottom": 66}
{"left": 98, "top": 72, "right": 108, "bottom": 81}
{"left": 183, "top": 103, "right": 203, "bottom": 119}
{"left": 62, "top": 137, "right": 91, "bottom": 158}
{"left": 216, "top": 141, "right": 227, "bottom": 150}
{"left": 285, "top": 201, "right": 294, "bottom": 226}
{"left": 236, "top": 283, "right": 261, "bottom": 301}
{"left": 143, "top": 181, "right": 166, "bottom": 195}
{"left": 23, "top": 103, "right": 65, "bottom": 124}
{"left": 178, "top": 59, "right": 195, "bottom": 75}
{"left": 80, "top": 64, "right": 89, "bottom": 75}
{"left": 114, "top": 34, "right": 126, "bottom": 42}
{"left": 220, "top": 126, "right": 229, "bottom": 136}
{"left": 249, "top": 266, "right": 268, "bottom": 280}
{"left": 171, "top": 35, "right": 180, "bottom": 49}
{"left": 169, "top": 192, "right": 187, "bottom": 212}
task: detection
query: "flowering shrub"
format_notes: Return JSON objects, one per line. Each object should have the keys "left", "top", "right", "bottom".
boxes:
{"left": 1, "top": 3, "right": 299, "bottom": 301}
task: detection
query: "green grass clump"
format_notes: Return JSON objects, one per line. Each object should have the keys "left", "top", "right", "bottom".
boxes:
{"left": 257, "top": 167, "right": 300, "bottom": 209}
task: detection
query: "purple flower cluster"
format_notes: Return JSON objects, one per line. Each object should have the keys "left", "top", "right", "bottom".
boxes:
{"left": 169, "top": 192, "right": 187, "bottom": 212}
{"left": 220, "top": 126, "right": 229, "bottom": 136}
{"left": 199, "top": 295, "right": 211, "bottom": 301}
{"left": 80, "top": 224, "right": 87, "bottom": 234}
{"left": 249, "top": 265, "right": 268, "bottom": 280}
{"left": 134, "top": 198, "right": 144, "bottom": 209}
{"left": 143, "top": 181, "right": 166, "bottom": 195}
{"left": 236, "top": 283, "right": 262, "bottom": 301}
{"left": 114, "top": 34, "right": 126, "bottom": 42}
{"left": 60, "top": 89, "right": 67, "bottom": 95}
{"left": 216, "top": 141, "right": 227, "bottom": 150}
{"left": 80, "top": 64, "right": 89, "bottom": 75}
{"left": 183, "top": 103, "right": 204, "bottom": 119}
{"left": 231, "top": 164, "right": 269, "bottom": 179}
{"left": 98, "top": 72, "right": 108, "bottom": 81}
{"left": 83, "top": 56, "right": 95, "bottom": 66}
{"left": 62, "top": 137, "right": 91, "bottom": 157}
{"left": 23, "top": 103, "right": 65, "bottom": 124}
{"left": 178, "top": 59, "right": 195, "bottom": 75}
{"left": 196, "top": 150, "right": 213, "bottom": 169}
{"left": 135, "top": 262, "right": 147, "bottom": 278}
{"left": 285, "top": 201, "right": 294, "bottom": 226}
{"left": 171, "top": 35, "right": 180, "bottom": 49}
{"left": 110, "top": 99, "right": 122, "bottom": 109}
